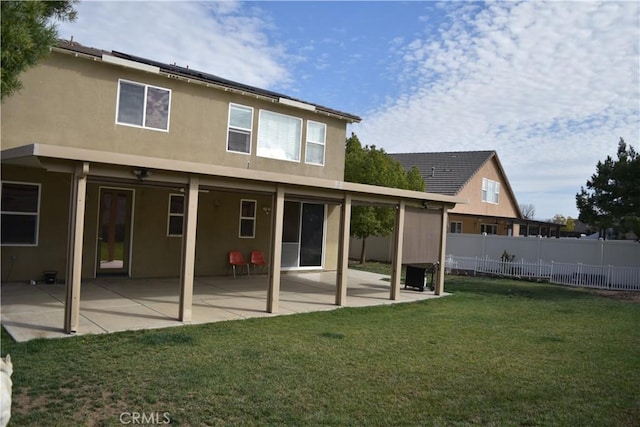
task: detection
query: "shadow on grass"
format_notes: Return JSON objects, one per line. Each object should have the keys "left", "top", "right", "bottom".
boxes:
{"left": 135, "top": 330, "right": 195, "bottom": 346}
{"left": 445, "top": 275, "right": 595, "bottom": 302}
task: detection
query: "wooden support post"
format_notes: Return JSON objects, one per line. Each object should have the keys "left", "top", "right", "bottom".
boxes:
{"left": 179, "top": 175, "right": 199, "bottom": 322}
{"left": 390, "top": 200, "right": 406, "bottom": 300}
{"left": 64, "top": 162, "right": 89, "bottom": 334}
{"left": 267, "top": 186, "right": 285, "bottom": 313}
{"left": 335, "top": 194, "right": 352, "bottom": 306}
{"left": 436, "top": 207, "right": 449, "bottom": 295}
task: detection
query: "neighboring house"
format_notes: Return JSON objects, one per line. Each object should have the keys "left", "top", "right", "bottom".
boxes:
{"left": 390, "top": 151, "right": 562, "bottom": 237}
{"left": 1, "top": 40, "right": 464, "bottom": 334}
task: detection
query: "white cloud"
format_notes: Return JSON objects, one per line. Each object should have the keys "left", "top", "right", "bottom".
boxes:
{"left": 354, "top": 1, "right": 639, "bottom": 219}
{"left": 56, "top": 1, "right": 290, "bottom": 89}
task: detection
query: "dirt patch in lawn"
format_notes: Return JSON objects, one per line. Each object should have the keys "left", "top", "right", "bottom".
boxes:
{"left": 595, "top": 290, "right": 640, "bottom": 303}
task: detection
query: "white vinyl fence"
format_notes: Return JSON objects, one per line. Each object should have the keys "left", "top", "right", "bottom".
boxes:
{"left": 446, "top": 233, "right": 640, "bottom": 267}
{"left": 446, "top": 255, "right": 640, "bottom": 291}
{"left": 351, "top": 234, "right": 640, "bottom": 267}
{"left": 350, "top": 233, "right": 640, "bottom": 290}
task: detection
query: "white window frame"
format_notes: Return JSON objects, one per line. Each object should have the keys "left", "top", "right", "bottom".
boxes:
{"left": 116, "top": 79, "right": 171, "bottom": 132}
{"left": 256, "top": 109, "right": 302, "bottom": 162}
{"left": 481, "top": 178, "right": 500, "bottom": 204}
{"left": 305, "top": 120, "right": 326, "bottom": 166}
{"left": 1, "top": 181, "right": 41, "bottom": 246}
{"left": 449, "top": 221, "right": 462, "bottom": 233}
{"left": 481, "top": 223, "right": 498, "bottom": 235}
{"left": 239, "top": 199, "right": 257, "bottom": 239}
{"left": 167, "top": 194, "right": 184, "bottom": 237}
{"left": 227, "top": 103, "right": 253, "bottom": 154}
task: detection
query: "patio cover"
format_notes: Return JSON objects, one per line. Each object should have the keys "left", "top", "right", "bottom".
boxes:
{"left": 2, "top": 143, "right": 467, "bottom": 334}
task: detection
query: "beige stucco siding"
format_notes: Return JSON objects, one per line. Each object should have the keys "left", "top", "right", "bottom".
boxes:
{"left": 122, "top": 189, "right": 276, "bottom": 278}
{"left": 450, "top": 157, "right": 520, "bottom": 217}
{"left": 449, "top": 214, "right": 520, "bottom": 236}
{"left": 1, "top": 166, "right": 70, "bottom": 282}
{"left": 192, "top": 192, "right": 273, "bottom": 276}
{"left": 323, "top": 204, "right": 340, "bottom": 271}
{"left": 127, "top": 186, "right": 182, "bottom": 277}
{"left": 82, "top": 184, "right": 99, "bottom": 277}
{"left": 3, "top": 166, "right": 336, "bottom": 281}
{"left": 1, "top": 52, "right": 347, "bottom": 181}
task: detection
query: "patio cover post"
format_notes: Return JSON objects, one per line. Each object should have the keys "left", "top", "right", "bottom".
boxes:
{"left": 390, "top": 200, "right": 406, "bottom": 300}
{"left": 335, "top": 194, "right": 352, "bottom": 306}
{"left": 179, "top": 175, "right": 199, "bottom": 322}
{"left": 64, "top": 162, "right": 89, "bottom": 334}
{"left": 267, "top": 186, "right": 285, "bottom": 313}
{"left": 435, "top": 206, "right": 449, "bottom": 295}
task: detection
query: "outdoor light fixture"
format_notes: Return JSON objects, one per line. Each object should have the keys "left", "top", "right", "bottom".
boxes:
{"left": 422, "top": 201, "right": 441, "bottom": 210}
{"left": 132, "top": 168, "right": 151, "bottom": 180}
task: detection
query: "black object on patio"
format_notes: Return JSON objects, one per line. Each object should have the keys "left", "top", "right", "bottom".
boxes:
{"left": 404, "top": 263, "right": 438, "bottom": 292}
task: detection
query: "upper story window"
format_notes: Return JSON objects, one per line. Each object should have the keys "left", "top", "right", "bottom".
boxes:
{"left": 167, "top": 194, "right": 184, "bottom": 237}
{"left": 481, "top": 178, "right": 500, "bottom": 204}
{"left": 239, "top": 199, "right": 256, "bottom": 238}
{"left": 116, "top": 80, "right": 171, "bottom": 131}
{"left": 227, "top": 104, "right": 253, "bottom": 154}
{"left": 305, "top": 121, "right": 326, "bottom": 166}
{"left": 1, "top": 181, "right": 40, "bottom": 246}
{"left": 257, "top": 110, "right": 302, "bottom": 162}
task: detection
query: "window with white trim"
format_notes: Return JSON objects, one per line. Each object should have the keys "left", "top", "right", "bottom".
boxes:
{"left": 481, "top": 178, "right": 500, "bottom": 204}
{"left": 116, "top": 80, "right": 171, "bottom": 131}
{"left": 167, "top": 194, "right": 184, "bottom": 236}
{"left": 1, "top": 182, "right": 40, "bottom": 245}
{"left": 305, "top": 121, "right": 326, "bottom": 165}
{"left": 239, "top": 199, "right": 256, "bottom": 238}
{"left": 256, "top": 110, "right": 302, "bottom": 162}
{"left": 481, "top": 224, "right": 498, "bottom": 235}
{"left": 227, "top": 103, "right": 253, "bottom": 154}
{"left": 449, "top": 221, "right": 462, "bottom": 233}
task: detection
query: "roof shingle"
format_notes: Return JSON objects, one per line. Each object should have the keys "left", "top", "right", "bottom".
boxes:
{"left": 390, "top": 150, "right": 496, "bottom": 196}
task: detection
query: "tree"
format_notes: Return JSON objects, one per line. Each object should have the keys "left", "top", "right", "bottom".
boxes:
{"left": 344, "top": 133, "right": 425, "bottom": 263}
{"left": 1, "top": 0, "right": 78, "bottom": 101}
{"left": 564, "top": 217, "right": 575, "bottom": 232}
{"left": 519, "top": 203, "right": 536, "bottom": 219}
{"left": 549, "top": 214, "right": 576, "bottom": 233}
{"left": 576, "top": 138, "right": 640, "bottom": 238}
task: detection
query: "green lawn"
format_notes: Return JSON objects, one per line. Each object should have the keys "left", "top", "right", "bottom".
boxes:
{"left": 2, "top": 274, "right": 639, "bottom": 426}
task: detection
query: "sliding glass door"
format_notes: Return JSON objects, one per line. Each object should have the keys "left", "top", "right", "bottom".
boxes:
{"left": 282, "top": 201, "right": 325, "bottom": 269}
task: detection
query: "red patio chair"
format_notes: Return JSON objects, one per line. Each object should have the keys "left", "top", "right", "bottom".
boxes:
{"left": 229, "top": 251, "right": 249, "bottom": 278}
{"left": 250, "top": 250, "right": 268, "bottom": 274}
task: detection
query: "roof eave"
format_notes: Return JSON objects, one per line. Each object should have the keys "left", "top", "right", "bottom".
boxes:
{"left": 3, "top": 144, "right": 465, "bottom": 208}
{"left": 52, "top": 42, "right": 361, "bottom": 124}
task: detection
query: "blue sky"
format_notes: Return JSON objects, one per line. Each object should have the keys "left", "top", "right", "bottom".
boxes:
{"left": 56, "top": 1, "right": 639, "bottom": 220}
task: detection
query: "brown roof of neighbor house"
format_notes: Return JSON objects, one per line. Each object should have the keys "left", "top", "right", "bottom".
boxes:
{"left": 390, "top": 150, "right": 496, "bottom": 196}
{"left": 54, "top": 39, "right": 362, "bottom": 123}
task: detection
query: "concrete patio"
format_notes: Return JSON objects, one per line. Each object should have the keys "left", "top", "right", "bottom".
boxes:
{"left": 1, "top": 269, "right": 447, "bottom": 342}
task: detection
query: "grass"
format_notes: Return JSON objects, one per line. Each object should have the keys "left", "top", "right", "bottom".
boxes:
{"left": 99, "top": 241, "right": 124, "bottom": 263}
{"left": 2, "top": 272, "right": 639, "bottom": 426}
{"left": 349, "top": 260, "right": 399, "bottom": 277}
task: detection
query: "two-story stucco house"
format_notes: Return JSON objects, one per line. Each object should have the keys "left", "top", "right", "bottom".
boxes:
{"left": 391, "top": 151, "right": 522, "bottom": 236}
{"left": 349, "top": 150, "right": 565, "bottom": 263}
{"left": 391, "top": 151, "right": 562, "bottom": 237}
{"left": 1, "top": 41, "right": 464, "bottom": 334}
